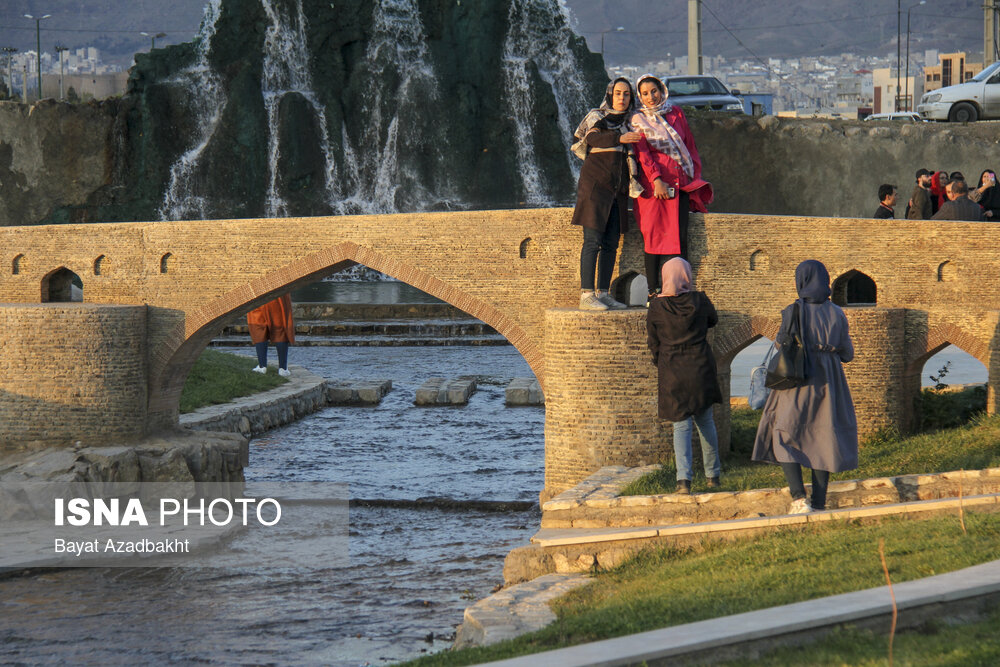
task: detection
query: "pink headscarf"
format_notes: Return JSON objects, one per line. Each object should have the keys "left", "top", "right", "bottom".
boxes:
{"left": 660, "top": 258, "right": 693, "bottom": 296}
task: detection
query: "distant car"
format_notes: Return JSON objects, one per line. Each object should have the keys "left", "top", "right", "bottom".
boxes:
{"left": 863, "top": 112, "right": 925, "bottom": 122}
{"left": 660, "top": 75, "right": 746, "bottom": 112}
{"left": 917, "top": 60, "right": 1000, "bottom": 122}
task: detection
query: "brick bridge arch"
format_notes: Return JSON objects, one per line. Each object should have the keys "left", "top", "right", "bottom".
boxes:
{"left": 904, "top": 321, "right": 991, "bottom": 378}
{"left": 148, "top": 241, "right": 543, "bottom": 427}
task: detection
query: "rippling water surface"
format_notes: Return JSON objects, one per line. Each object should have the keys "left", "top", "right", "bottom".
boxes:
{"left": 0, "top": 345, "right": 543, "bottom": 666}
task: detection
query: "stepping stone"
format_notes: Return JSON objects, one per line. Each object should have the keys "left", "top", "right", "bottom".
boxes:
{"left": 324, "top": 380, "right": 392, "bottom": 405}
{"left": 414, "top": 377, "right": 477, "bottom": 406}
{"left": 505, "top": 377, "right": 544, "bottom": 406}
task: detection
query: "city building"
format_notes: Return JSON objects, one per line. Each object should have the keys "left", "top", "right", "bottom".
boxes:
{"left": 924, "top": 51, "right": 984, "bottom": 91}
{"left": 872, "top": 68, "right": 922, "bottom": 112}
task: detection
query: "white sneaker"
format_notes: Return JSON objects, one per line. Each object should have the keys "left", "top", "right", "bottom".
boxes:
{"left": 788, "top": 497, "right": 812, "bottom": 514}
{"left": 579, "top": 291, "right": 609, "bottom": 310}
{"left": 278, "top": 368, "right": 291, "bottom": 378}
{"left": 597, "top": 291, "right": 628, "bottom": 309}
{"left": 251, "top": 366, "right": 267, "bottom": 374}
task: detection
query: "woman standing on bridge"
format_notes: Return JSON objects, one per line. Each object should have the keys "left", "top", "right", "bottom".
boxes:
{"left": 630, "top": 74, "right": 712, "bottom": 302}
{"left": 752, "top": 260, "right": 858, "bottom": 514}
{"left": 570, "top": 77, "right": 642, "bottom": 310}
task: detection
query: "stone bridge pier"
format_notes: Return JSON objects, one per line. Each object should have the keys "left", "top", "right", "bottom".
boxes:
{"left": 0, "top": 211, "right": 998, "bottom": 500}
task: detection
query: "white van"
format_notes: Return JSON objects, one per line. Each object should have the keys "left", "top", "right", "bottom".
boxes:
{"left": 863, "top": 112, "right": 924, "bottom": 122}
{"left": 917, "top": 61, "right": 1000, "bottom": 122}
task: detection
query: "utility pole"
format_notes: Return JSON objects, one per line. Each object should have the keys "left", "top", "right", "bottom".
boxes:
{"left": 24, "top": 14, "right": 51, "bottom": 101}
{"left": 1, "top": 47, "right": 16, "bottom": 101}
{"left": 986, "top": 0, "right": 999, "bottom": 66}
{"left": 688, "top": 0, "right": 702, "bottom": 75}
{"left": 55, "top": 45, "right": 68, "bottom": 100}
{"left": 896, "top": 0, "right": 902, "bottom": 111}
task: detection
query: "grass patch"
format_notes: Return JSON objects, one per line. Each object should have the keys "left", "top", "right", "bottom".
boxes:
{"left": 622, "top": 387, "right": 994, "bottom": 496}
{"left": 399, "top": 512, "right": 1000, "bottom": 666}
{"left": 179, "top": 348, "right": 288, "bottom": 413}
{"left": 718, "top": 607, "right": 1000, "bottom": 666}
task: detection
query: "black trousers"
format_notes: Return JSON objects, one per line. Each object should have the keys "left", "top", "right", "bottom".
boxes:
{"left": 580, "top": 201, "right": 622, "bottom": 291}
{"left": 644, "top": 191, "right": 689, "bottom": 292}
{"left": 781, "top": 462, "right": 830, "bottom": 510}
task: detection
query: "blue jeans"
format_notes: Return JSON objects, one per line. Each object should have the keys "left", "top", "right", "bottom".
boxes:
{"left": 672, "top": 406, "right": 721, "bottom": 481}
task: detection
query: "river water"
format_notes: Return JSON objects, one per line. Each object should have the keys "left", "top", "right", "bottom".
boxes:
{"left": 0, "top": 340, "right": 543, "bottom": 666}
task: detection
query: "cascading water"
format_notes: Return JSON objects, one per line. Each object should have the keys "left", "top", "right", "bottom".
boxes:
{"left": 157, "top": 0, "right": 225, "bottom": 221}
{"left": 502, "top": 0, "right": 593, "bottom": 206}
{"left": 339, "top": 0, "right": 453, "bottom": 214}
{"left": 259, "top": 0, "right": 342, "bottom": 217}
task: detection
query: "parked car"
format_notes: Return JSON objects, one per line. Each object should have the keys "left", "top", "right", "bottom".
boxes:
{"left": 863, "top": 112, "right": 925, "bottom": 122}
{"left": 917, "top": 61, "right": 1000, "bottom": 122}
{"left": 660, "top": 75, "right": 746, "bottom": 112}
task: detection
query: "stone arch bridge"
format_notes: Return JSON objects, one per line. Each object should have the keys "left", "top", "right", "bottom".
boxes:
{"left": 1, "top": 210, "right": 998, "bottom": 497}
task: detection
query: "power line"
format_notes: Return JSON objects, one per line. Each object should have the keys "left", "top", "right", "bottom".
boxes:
{"left": 582, "top": 12, "right": 897, "bottom": 37}
{"left": 699, "top": 0, "right": 819, "bottom": 104}
{"left": 0, "top": 26, "right": 199, "bottom": 35}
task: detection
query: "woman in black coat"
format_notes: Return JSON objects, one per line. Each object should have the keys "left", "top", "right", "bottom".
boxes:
{"left": 971, "top": 169, "right": 1000, "bottom": 219}
{"left": 646, "top": 258, "right": 722, "bottom": 493}
{"left": 570, "top": 77, "right": 642, "bottom": 310}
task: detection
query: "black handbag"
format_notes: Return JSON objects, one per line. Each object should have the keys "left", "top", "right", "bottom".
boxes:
{"left": 765, "top": 302, "right": 807, "bottom": 390}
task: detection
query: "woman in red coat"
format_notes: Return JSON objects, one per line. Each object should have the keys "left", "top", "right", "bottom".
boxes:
{"left": 247, "top": 294, "right": 295, "bottom": 377}
{"left": 630, "top": 74, "right": 712, "bottom": 301}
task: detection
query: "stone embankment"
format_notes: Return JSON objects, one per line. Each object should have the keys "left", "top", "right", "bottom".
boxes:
{"left": 181, "top": 366, "right": 390, "bottom": 438}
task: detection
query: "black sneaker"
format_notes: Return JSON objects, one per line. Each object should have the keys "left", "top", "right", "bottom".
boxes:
{"left": 707, "top": 476, "right": 721, "bottom": 489}
{"left": 675, "top": 479, "right": 691, "bottom": 495}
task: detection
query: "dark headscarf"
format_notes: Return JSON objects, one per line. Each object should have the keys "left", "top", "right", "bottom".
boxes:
{"left": 795, "top": 260, "right": 831, "bottom": 304}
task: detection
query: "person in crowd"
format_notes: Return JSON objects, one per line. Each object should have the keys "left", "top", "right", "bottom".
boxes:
{"left": 873, "top": 183, "right": 897, "bottom": 219}
{"left": 931, "top": 179, "right": 987, "bottom": 221}
{"left": 930, "top": 170, "right": 950, "bottom": 214}
{"left": 752, "top": 260, "right": 857, "bottom": 514}
{"left": 570, "top": 78, "right": 642, "bottom": 310}
{"left": 905, "top": 168, "right": 933, "bottom": 219}
{"left": 646, "top": 258, "right": 722, "bottom": 494}
{"left": 247, "top": 294, "right": 295, "bottom": 377}
{"left": 949, "top": 170, "right": 965, "bottom": 183}
{"left": 969, "top": 169, "right": 1000, "bottom": 219}
{"left": 630, "top": 74, "right": 712, "bottom": 303}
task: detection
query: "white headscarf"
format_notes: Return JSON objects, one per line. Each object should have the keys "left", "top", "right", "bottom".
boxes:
{"left": 630, "top": 74, "right": 695, "bottom": 179}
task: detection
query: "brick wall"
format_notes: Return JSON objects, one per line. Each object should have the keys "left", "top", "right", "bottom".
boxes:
{"left": 0, "top": 304, "right": 147, "bottom": 449}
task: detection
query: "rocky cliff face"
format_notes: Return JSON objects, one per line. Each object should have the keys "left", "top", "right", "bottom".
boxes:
{"left": 9, "top": 0, "right": 605, "bottom": 225}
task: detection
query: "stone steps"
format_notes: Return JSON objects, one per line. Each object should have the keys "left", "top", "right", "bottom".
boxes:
{"left": 223, "top": 319, "right": 500, "bottom": 338}
{"left": 415, "top": 377, "right": 478, "bottom": 405}
{"left": 210, "top": 335, "right": 510, "bottom": 347}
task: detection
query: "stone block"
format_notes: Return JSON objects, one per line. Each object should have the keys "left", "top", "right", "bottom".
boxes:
{"left": 828, "top": 480, "right": 859, "bottom": 493}
{"left": 505, "top": 377, "right": 545, "bottom": 406}
{"left": 414, "top": 377, "right": 477, "bottom": 406}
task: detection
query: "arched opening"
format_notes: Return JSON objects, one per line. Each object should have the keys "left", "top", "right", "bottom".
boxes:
{"left": 94, "top": 255, "right": 105, "bottom": 276}
{"left": 519, "top": 237, "right": 534, "bottom": 259}
{"left": 609, "top": 270, "right": 646, "bottom": 307}
{"left": 832, "top": 269, "right": 877, "bottom": 306}
{"left": 937, "top": 260, "right": 954, "bottom": 282}
{"left": 12, "top": 254, "right": 24, "bottom": 275}
{"left": 160, "top": 253, "right": 173, "bottom": 274}
{"left": 749, "top": 249, "right": 768, "bottom": 271}
{"left": 913, "top": 343, "right": 988, "bottom": 431}
{"left": 170, "top": 256, "right": 544, "bottom": 652}
{"left": 41, "top": 267, "right": 83, "bottom": 303}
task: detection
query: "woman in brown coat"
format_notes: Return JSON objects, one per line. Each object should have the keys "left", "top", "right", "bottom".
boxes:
{"left": 646, "top": 258, "right": 722, "bottom": 493}
{"left": 570, "top": 78, "right": 641, "bottom": 310}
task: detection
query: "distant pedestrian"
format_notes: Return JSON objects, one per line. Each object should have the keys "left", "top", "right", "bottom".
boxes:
{"left": 646, "top": 258, "right": 722, "bottom": 494}
{"left": 931, "top": 179, "right": 987, "bottom": 221}
{"left": 969, "top": 169, "right": 1000, "bottom": 219}
{"left": 905, "top": 168, "right": 933, "bottom": 219}
{"left": 873, "top": 184, "right": 897, "bottom": 219}
{"left": 570, "top": 77, "right": 641, "bottom": 311}
{"left": 752, "top": 260, "right": 858, "bottom": 514}
{"left": 247, "top": 294, "right": 295, "bottom": 377}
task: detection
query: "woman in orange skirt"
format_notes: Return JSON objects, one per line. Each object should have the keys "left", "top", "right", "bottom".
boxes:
{"left": 247, "top": 294, "right": 295, "bottom": 377}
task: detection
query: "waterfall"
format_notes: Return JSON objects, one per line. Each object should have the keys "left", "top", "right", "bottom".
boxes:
{"left": 157, "top": 0, "right": 225, "bottom": 221}
{"left": 259, "top": 0, "right": 342, "bottom": 217}
{"left": 339, "top": 0, "right": 453, "bottom": 214}
{"left": 502, "top": 0, "right": 592, "bottom": 206}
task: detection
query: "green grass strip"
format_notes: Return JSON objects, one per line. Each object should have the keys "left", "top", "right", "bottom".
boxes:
{"left": 623, "top": 388, "right": 999, "bottom": 496}
{"left": 179, "top": 348, "right": 289, "bottom": 414}
{"left": 718, "top": 607, "right": 1000, "bottom": 666}
{"left": 399, "top": 513, "right": 1000, "bottom": 666}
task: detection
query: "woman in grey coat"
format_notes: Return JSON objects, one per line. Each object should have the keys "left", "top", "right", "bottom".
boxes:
{"left": 752, "top": 260, "right": 858, "bottom": 513}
